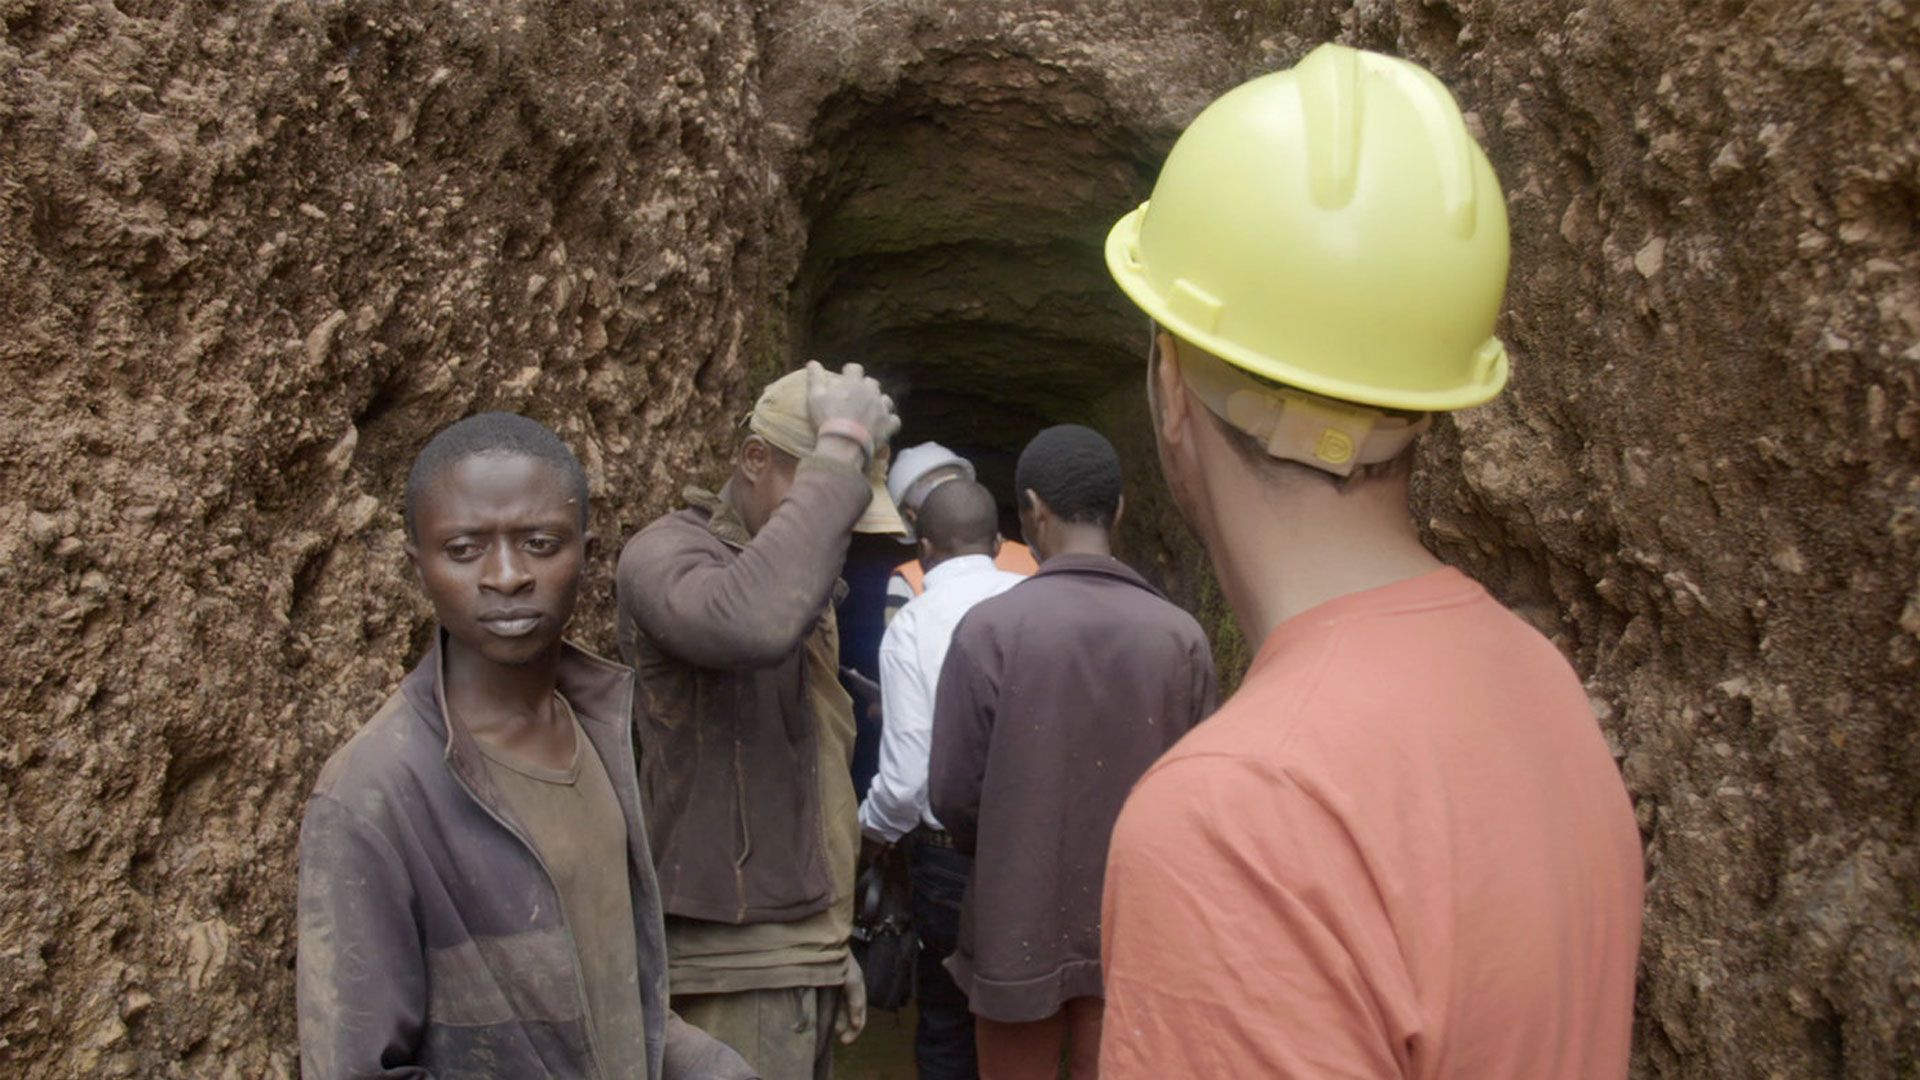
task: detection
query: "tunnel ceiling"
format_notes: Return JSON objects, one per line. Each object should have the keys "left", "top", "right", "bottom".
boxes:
{"left": 790, "top": 51, "right": 1166, "bottom": 456}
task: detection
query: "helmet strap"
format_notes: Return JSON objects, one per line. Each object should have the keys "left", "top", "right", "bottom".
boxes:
{"left": 1177, "top": 345, "right": 1431, "bottom": 477}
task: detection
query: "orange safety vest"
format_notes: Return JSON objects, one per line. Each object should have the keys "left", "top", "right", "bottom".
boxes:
{"left": 894, "top": 541, "right": 1040, "bottom": 596}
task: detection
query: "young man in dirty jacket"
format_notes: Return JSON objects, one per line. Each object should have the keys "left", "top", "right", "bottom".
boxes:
{"left": 296, "top": 413, "right": 753, "bottom": 1080}
{"left": 616, "top": 362, "right": 904, "bottom": 1080}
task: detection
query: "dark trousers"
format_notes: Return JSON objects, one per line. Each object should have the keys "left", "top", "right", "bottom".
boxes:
{"left": 908, "top": 838, "right": 978, "bottom": 1080}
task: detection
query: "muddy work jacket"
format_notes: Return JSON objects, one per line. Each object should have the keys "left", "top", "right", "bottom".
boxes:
{"left": 616, "top": 457, "right": 872, "bottom": 924}
{"left": 929, "top": 554, "right": 1219, "bottom": 1023}
{"left": 296, "top": 636, "right": 752, "bottom": 1080}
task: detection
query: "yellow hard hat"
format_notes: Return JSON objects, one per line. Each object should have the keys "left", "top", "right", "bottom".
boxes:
{"left": 1106, "top": 44, "right": 1510, "bottom": 413}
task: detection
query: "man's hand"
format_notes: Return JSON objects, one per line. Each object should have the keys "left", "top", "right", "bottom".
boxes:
{"left": 834, "top": 956, "right": 868, "bottom": 1045}
{"left": 805, "top": 360, "right": 901, "bottom": 463}
{"left": 843, "top": 667, "right": 883, "bottom": 725}
{"left": 857, "top": 834, "right": 890, "bottom": 882}
{"left": 840, "top": 665, "right": 881, "bottom": 704}
{"left": 663, "top": 1012, "right": 760, "bottom": 1079}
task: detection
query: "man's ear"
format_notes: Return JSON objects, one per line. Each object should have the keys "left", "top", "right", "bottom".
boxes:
{"left": 583, "top": 529, "right": 599, "bottom": 556}
{"left": 1021, "top": 488, "right": 1048, "bottom": 521}
{"left": 1152, "top": 331, "right": 1191, "bottom": 447}
{"left": 403, "top": 537, "right": 427, "bottom": 587}
{"left": 1016, "top": 489, "right": 1042, "bottom": 549}
{"left": 1111, "top": 494, "right": 1126, "bottom": 532}
{"left": 917, "top": 535, "right": 936, "bottom": 565}
{"left": 738, "top": 435, "right": 769, "bottom": 484}
{"left": 1021, "top": 489, "right": 1052, "bottom": 543}
{"left": 990, "top": 532, "right": 1004, "bottom": 558}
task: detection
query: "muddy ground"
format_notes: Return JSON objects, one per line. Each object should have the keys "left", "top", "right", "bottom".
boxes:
{"left": 2, "top": 1, "right": 1916, "bottom": 1076}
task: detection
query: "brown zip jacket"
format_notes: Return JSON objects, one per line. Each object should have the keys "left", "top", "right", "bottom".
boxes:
{"left": 615, "top": 456, "right": 871, "bottom": 924}
{"left": 929, "top": 554, "right": 1218, "bottom": 1023}
{"left": 295, "top": 635, "right": 753, "bottom": 1079}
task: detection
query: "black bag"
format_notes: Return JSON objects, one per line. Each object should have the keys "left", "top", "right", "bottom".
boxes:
{"left": 852, "top": 847, "right": 918, "bottom": 1011}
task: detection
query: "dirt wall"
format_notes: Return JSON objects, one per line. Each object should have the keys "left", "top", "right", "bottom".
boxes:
{"left": 1361, "top": 3, "right": 1920, "bottom": 1073}
{"left": 0, "top": 1, "right": 781, "bottom": 1073}
{"left": 2, "top": 1, "right": 1914, "bottom": 1076}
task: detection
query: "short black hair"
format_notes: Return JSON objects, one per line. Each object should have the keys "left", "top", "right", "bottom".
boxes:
{"left": 1014, "top": 424, "right": 1122, "bottom": 526}
{"left": 917, "top": 480, "right": 999, "bottom": 554}
{"left": 404, "top": 412, "right": 589, "bottom": 537}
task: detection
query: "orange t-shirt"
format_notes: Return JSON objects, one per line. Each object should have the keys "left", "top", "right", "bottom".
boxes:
{"left": 893, "top": 541, "right": 1039, "bottom": 596}
{"left": 1100, "top": 568, "right": 1643, "bottom": 1079}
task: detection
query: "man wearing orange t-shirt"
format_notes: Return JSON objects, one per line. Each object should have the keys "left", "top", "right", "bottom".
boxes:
{"left": 1096, "top": 44, "right": 1644, "bottom": 1079}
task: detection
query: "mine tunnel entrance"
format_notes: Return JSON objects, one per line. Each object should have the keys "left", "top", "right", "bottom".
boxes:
{"left": 786, "top": 51, "right": 1217, "bottom": 578}
{"left": 789, "top": 54, "right": 1164, "bottom": 523}
{"left": 785, "top": 55, "right": 1243, "bottom": 827}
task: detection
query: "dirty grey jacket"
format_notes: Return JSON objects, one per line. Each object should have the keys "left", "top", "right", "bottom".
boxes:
{"left": 296, "top": 636, "right": 754, "bottom": 1080}
{"left": 615, "top": 457, "right": 871, "bottom": 924}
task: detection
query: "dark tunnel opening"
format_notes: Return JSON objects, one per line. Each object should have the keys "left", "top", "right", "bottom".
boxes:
{"left": 785, "top": 54, "right": 1253, "bottom": 813}
{"left": 781, "top": 63, "right": 1256, "bottom": 1073}
{"left": 787, "top": 52, "right": 1204, "bottom": 572}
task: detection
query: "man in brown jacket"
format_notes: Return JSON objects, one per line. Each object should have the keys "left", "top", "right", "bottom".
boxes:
{"left": 297, "top": 412, "right": 752, "bottom": 1079}
{"left": 929, "top": 424, "right": 1217, "bottom": 1080}
{"left": 616, "top": 362, "right": 903, "bottom": 1079}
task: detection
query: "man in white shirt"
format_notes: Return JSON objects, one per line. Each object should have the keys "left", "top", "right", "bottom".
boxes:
{"left": 858, "top": 479, "right": 1024, "bottom": 1079}
{"left": 882, "top": 442, "right": 1038, "bottom": 624}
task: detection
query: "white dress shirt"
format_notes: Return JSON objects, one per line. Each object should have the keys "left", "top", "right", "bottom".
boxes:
{"left": 858, "top": 554, "right": 1027, "bottom": 843}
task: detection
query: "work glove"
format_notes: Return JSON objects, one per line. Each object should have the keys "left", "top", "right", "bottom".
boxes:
{"left": 833, "top": 954, "right": 868, "bottom": 1045}
{"left": 805, "top": 360, "right": 901, "bottom": 460}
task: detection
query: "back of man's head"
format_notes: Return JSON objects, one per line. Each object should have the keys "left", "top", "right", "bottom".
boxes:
{"left": 405, "top": 412, "right": 588, "bottom": 538}
{"left": 917, "top": 480, "right": 1000, "bottom": 558}
{"left": 1014, "top": 425, "right": 1122, "bottom": 526}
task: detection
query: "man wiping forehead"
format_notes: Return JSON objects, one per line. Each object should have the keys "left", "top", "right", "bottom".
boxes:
{"left": 296, "top": 412, "right": 751, "bottom": 1080}
{"left": 616, "top": 362, "right": 902, "bottom": 1080}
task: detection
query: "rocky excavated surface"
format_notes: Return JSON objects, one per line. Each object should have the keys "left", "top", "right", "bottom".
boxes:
{"left": 1375, "top": 3, "right": 1920, "bottom": 1074}
{"left": 2, "top": 1, "right": 1915, "bottom": 1076}
{"left": 0, "top": 2, "right": 782, "bottom": 1074}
